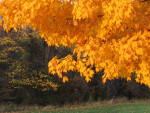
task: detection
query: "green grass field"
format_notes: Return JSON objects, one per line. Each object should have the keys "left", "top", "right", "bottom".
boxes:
{"left": 39, "top": 102, "right": 150, "bottom": 113}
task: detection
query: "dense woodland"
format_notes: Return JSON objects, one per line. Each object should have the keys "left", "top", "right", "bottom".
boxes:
{"left": 0, "top": 26, "right": 150, "bottom": 106}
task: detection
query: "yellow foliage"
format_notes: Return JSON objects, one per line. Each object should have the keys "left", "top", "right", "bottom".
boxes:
{"left": 63, "top": 76, "right": 68, "bottom": 83}
{"left": 0, "top": 0, "right": 150, "bottom": 87}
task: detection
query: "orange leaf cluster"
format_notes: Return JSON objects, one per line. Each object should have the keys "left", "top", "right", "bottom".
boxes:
{"left": 0, "top": 0, "right": 150, "bottom": 86}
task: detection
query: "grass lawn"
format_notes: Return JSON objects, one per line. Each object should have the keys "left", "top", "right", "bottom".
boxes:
{"left": 2, "top": 100, "right": 150, "bottom": 112}
{"left": 38, "top": 102, "right": 150, "bottom": 113}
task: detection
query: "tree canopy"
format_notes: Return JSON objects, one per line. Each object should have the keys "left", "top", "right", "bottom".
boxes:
{"left": 0, "top": 0, "right": 150, "bottom": 87}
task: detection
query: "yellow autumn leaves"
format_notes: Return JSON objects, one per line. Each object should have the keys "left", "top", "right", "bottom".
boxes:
{"left": 48, "top": 55, "right": 94, "bottom": 82}
{"left": 48, "top": 30, "right": 150, "bottom": 85}
{"left": 0, "top": 0, "right": 150, "bottom": 87}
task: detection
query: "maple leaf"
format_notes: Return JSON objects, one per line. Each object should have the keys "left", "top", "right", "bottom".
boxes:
{"left": 63, "top": 76, "right": 69, "bottom": 83}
